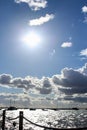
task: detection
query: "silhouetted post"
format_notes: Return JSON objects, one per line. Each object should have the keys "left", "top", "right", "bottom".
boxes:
{"left": 2, "top": 110, "right": 6, "bottom": 130}
{"left": 19, "top": 111, "right": 23, "bottom": 130}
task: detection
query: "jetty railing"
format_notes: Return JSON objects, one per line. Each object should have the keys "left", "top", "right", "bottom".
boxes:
{"left": 1, "top": 110, "right": 87, "bottom": 130}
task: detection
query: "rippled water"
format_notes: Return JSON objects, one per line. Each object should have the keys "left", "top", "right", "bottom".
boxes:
{"left": 0, "top": 109, "right": 87, "bottom": 130}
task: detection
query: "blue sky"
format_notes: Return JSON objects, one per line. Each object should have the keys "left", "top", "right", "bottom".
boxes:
{"left": 0, "top": 0, "right": 86, "bottom": 77}
{"left": 0, "top": 0, "right": 87, "bottom": 108}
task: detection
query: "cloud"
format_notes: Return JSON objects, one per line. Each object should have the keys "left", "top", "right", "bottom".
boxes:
{"left": 82, "top": 6, "right": 87, "bottom": 13}
{"left": 40, "top": 77, "right": 52, "bottom": 94}
{"left": 80, "top": 48, "right": 87, "bottom": 57}
{"left": 0, "top": 74, "right": 35, "bottom": 91}
{"left": 52, "top": 63, "right": 87, "bottom": 94}
{"left": 29, "top": 14, "right": 55, "bottom": 26}
{"left": 11, "top": 77, "right": 35, "bottom": 91}
{"left": 82, "top": 6, "right": 87, "bottom": 23}
{"left": 61, "top": 42, "right": 72, "bottom": 48}
{"left": 0, "top": 74, "right": 12, "bottom": 84}
{"left": 15, "top": 0, "right": 47, "bottom": 11}
{"left": 0, "top": 74, "right": 53, "bottom": 95}
{"left": 63, "top": 94, "right": 87, "bottom": 104}
{"left": 78, "top": 63, "right": 87, "bottom": 74}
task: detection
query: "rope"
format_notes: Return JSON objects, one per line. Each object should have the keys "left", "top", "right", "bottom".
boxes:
{"left": 23, "top": 116, "right": 87, "bottom": 130}
{"left": 23, "top": 116, "right": 54, "bottom": 129}
{"left": 6, "top": 116, "right": 19, "bottom": 121}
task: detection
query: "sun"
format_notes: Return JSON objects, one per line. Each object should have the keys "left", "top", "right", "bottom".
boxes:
{"left": 22, "top": 31, "right": 41, "bottom": 48}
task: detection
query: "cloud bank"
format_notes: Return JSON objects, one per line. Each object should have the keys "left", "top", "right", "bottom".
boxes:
{"left": 1, "top": 63, "right": 87, "bottom": 95}
{"left": 15, "top": 0, "right": 47, "bottom": 11}
{"left": 29, "top": 14, "right": 55, "bottom": 26}
{"left": 1, "top": 63, "right": 87, "bottom": 106}
{"left": 0, "top": 74, "right": 53, "bottom": 95}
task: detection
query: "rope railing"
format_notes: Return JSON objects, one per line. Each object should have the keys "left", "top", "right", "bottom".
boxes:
{"left": 6, "top": 116, "right": 19, "bottom": 121}
{"left": 1, "top": 110, "right": 87, "bottom": 130}
{"left": 23, "top": 116, "right": 87, "bottom": 130}
{"left": 23, "top": 116, "right": 55, "bottom": 129}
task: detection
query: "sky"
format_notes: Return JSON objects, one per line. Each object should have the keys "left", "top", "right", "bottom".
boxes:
{"left": 0, "top": 0, "right": 87, "bottom": 108}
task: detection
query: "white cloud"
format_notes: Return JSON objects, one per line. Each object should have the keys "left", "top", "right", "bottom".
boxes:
{"left": 15, "top": 0, "right": 29, "bottom": 3}
{"left": 29, "top": 14, "right": 55, "bottom": 26}
{"left": 79, "top": 63, "right": 87, "bottom": 75}
{"left": 15, "top": 0, "right": 47, "bottom": 11}
{"left": 80, "top": 48, "right": 87, "bottom": 57}
{"left": 82, "top": 6, "right": 87, "bottom": 13}
{"left": 61, "top": 42, "right": 72, "bottom": 48}
{"left": 82, "top": 6, "right": 87, "bottom": 23}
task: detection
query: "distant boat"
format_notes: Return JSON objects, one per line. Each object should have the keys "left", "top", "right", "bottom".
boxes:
{"left": 7, "top": 98, "right": 17, "bottom": 110}
{"left": 7, "top": 106, "right": 17, "bottom": 110}
{"left": 72, "top": 107, "right": 79, "bottom": 110}
{"left": 29, "top": 108, "right": 36, "bottom": 110}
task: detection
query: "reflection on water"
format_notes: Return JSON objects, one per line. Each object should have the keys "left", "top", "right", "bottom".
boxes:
{"left": 0, "top": 109, "right": 87, "bottom": 130}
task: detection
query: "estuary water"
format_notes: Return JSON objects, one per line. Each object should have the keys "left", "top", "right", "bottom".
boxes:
{"left": 0, "top": 109, "right": 87, "bottom": 130}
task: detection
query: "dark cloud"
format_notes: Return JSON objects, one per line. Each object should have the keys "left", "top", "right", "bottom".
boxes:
{"left": 0, "top": 74, "right": 53, "bottom": 95}
{"left": 64, "top": 95, "right": 87, "bottom": 103}
{"left": 53, "top": 68, "right": 87, "bottom": 88}
{"left": 0, "top": 74, "right": 12, "bottom": 84}
{"left": 43, "top": 78, "right": 51, "bottom": 88}
{"left": 59, "top": 87, "right": 87, "bottom": 94}
{"left": 40, "top": 88, "right": 52, "bottom": 94}
{"left": 11, "top": 78, "right": 35, "bottom": 90}
{"left": 52, "top": 64, "right": 87, "bottom": 94}
{"left": 40, "top": 78, "right": 52, "bottom": 94}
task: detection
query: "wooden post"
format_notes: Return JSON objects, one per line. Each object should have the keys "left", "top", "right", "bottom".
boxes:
{"left": 2, "top": 110, "right": 6, "bottom": 130}
{"left": 19, "top": 111, "right": 23, "bottom": 130}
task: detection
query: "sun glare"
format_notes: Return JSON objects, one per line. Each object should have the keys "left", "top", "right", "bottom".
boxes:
{"left": 22, "top": 31, "right": 41, "bottom": 48}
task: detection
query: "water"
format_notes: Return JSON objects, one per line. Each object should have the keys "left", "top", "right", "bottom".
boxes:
{"left": 0, "top": 109, "right": 87, "bottom": 130}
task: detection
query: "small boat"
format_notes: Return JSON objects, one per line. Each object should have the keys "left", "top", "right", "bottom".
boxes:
{"left": 72, "top": 107, "right": 79, "bottom": 110}
{"left": 7, "top": 106, "right": 17, "bottom": 110}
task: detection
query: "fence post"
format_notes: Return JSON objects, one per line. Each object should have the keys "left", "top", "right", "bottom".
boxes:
{"left": 2, "top": 110, "right": 6, "bottom": 130}
{"left": 19, "top": 111, "right": 23, "bottom": 130}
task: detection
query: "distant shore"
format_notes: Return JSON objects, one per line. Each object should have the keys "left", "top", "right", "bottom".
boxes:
{"left": 0, "top": 106, "right": 87, "bottom": 110}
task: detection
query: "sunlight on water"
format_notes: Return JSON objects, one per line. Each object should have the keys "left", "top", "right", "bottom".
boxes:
{"left": 0, "top": 109, "right": 87, "bottom": 130}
